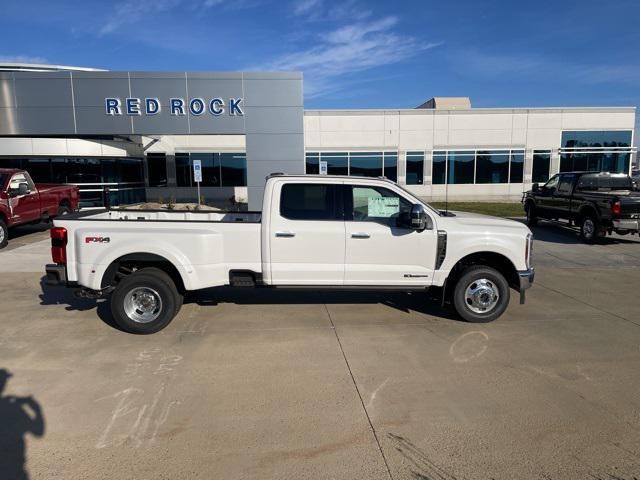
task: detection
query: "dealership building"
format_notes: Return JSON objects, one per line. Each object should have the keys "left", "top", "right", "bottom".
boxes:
{"left": 0, "top": 63, "right": 636, "bottom": 210}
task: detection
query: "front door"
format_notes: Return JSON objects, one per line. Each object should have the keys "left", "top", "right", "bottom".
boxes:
{"left": 268, "top": 181, "right": 346, "bottom": 285}
{"left": 344, "top": 184, "right": 437, "bottom": 285}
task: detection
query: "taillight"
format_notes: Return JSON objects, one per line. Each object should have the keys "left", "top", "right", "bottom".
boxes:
{"left": 50, "top": 227, "right": 67, "bottom": 264}
{"left": 612, "top": 200, "right": 621, "bottom": 218}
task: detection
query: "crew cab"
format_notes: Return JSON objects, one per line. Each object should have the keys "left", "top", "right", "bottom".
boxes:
{"left": 46, "top": 175, "right": 534, "bottom": 334}
{"left": 0, "top": 169, "right": 80, "bottom": 249}
{"left": 522, "top": 171, "right": 640, "bottom": 243}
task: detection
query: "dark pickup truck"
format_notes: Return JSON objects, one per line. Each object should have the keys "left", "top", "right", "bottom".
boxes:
{"left": 522, "top": 171, "right": 640, "bottom": 243}
{"left": 0, "top": 168, "right": 80, "bottom": 249}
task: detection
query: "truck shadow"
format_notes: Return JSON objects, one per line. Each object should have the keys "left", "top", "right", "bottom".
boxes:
{"left": 38, "top": 277, "right": 120, "bottom": 330}
{"left": 189, "top": 287, "right": 460, "bottom": 320}
{"left": 38, "top": 276, "right": 460, "bottom": 328}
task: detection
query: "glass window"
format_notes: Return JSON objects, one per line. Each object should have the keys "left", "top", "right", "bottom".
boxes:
{"left": 191, "top": 153, "right": 219, "bottom": 187}
{"left": 9, "top": 173, "right": 30, "bottom": 191}
{"left": 406, "top": 152, "right": 424, "bottom": 185}
{"left": 323, "top": 153, "right": 348, "bottom": 176}
{"left": 305, "top": 153, "right": 319, "bottom": 174}
{"left": 175, "top": 153, "right": 191, "bottom": 187}
{"left": 120, "top": 159, "right": 144, "bottom": 183}
{"left": 562, "top": 130, "right": 632, "bottom": 148}
{"left": 26, "top": 158, "right": 52, "bottom": 183}
{"left": 557, "top": 174, "right": 575, "bottom": 194}
{"left": 220, "top": 153, "right": 247, "bottom": 187}
{"left": 0, "top": 158, "right": 25, "bottom": 170}
{"left": 383, "top": 153, "right": 398, "bottom": 182}
{"left": 447, "top": 151, "right": 474, "bottom": 184}
{"left": 532, "top": 151, "right": 551, "bottom": 183}
{"left": 147, "top": 153, "right": 167, "bottom": 187}
{"left": 432, "top": 151, "right": 446, "bottom": 185}
{"left": 509, "top": 151, "right": 524, "bottom": 183}
{"left": 475, "top": 151, "right": 509, "bottom": 184}
{"left": 544, "top": 175, "right": 560, "bottom": 191}
{"left": 350, "top": 152, "right": 382, "bottom": 177}
{"left": 350, "top": 185, "right": 411, "bottom": 226}
{"left": 280, "top": 183, "right": 338, "bottom": 220}
{"left": 0, "top": 174, "right": 7, "bottom": 188}
{"left": 577, "top": 174, "right": 632, "bottom": 191}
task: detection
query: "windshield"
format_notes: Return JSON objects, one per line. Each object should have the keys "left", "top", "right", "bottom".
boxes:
{"left": 394, "top": 182, "right": 442, "bottom": 216}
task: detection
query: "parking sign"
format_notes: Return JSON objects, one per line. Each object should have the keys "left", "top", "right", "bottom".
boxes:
{"left": 193, "top": 160, "right": 203, "bottom": 183}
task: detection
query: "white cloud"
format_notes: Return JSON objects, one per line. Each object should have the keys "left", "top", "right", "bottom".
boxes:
{"left": 452, "top": 50, "right": 640, "bottom": 88}
{"left": 253, "top": 16, "right": 441, "bottom": 98}
{"left": 293, "top": 0, "right": 322, "bottom": 16}
{"left": 0, "top": 54, "right": 48, "bottom": 64}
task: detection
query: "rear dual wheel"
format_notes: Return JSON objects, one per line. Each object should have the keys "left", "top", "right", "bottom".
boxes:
{"left": 110, "top": 268, "right": 183, "bottom": 334}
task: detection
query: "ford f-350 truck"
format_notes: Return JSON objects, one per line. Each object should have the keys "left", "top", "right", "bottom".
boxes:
{"left": 46, "top": 175, "right": 534, "bottom": 334}
{"left": 0, "top": 169, "right": 80, "bottom": 249}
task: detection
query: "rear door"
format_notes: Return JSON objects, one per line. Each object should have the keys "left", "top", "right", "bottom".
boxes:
{"left": 344, "top": 183, "right": 437, "bottom": 285}
{"left": 7, "top": 172, "right": 40, "bottom": 223}
{"left": 268, "top": 181, "right": 346, "bottom": 285}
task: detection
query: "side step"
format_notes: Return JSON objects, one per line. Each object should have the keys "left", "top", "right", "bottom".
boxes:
{"left": 229, "top": 270, "right": 259, "bottom": 287}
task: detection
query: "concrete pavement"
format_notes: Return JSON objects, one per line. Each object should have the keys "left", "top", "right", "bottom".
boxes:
{"left": 0, "top": 220, "right": 639, "bottom": 479}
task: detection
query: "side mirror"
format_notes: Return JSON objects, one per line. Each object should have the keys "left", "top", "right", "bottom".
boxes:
{"left": 532, "top": 183, "right": 539, "bottom": 192}
{"left": 408, "top": 204, "right": 432, "bottom": 230}
{"left": 18, "top": 183, "right": 29, "bottom": 196}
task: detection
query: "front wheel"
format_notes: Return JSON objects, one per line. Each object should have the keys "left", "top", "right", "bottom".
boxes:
{"left": 452, "top": 266, "right": 510, "bottom": 323}
{"left": 525, "top": 203, "right": 538, "bottom": 227}
{"left": 0, "top": 219, "right": 8, "bottom": 249}
{"left": 110, "top": 269, "right": 181, "bottom": 334}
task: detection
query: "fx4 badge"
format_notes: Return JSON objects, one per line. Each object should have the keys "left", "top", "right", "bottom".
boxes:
{"left": 85, "top": 236, "right": 111, "bottom": 244}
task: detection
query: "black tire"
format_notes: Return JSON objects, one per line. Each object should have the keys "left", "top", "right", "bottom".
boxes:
{"left": 452, "top": 265, "right": 510, "bottom": 323}
{"left": 525, "top": 202, "right": 538, "bottom": 227}
{"left": 57, "top": 205, "right": 72, "bottom": 217}
{"left": 0, "top": 219, "right": 8, "bottom": 249}
{"left": 580, "top": 214, "right": 602, "bottom": 244}
{"left": 138, "top": 267, "right": 184, "bottom": 316}
{"left": 110, "top": 269, "right": 180, "bottom": 334}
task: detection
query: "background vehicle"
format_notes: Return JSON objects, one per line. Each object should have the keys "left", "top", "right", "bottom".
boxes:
{"left": 46, "top": 175, "right": 534, "bottom": 334}
{"left": 522, "top": 171, "right": 640, "bottom": 243}
{"left": 0, "top": 169, "right": 80, "bottom": 249}
{"left": 632, "top": 169, "right": 640, "bottom": 190}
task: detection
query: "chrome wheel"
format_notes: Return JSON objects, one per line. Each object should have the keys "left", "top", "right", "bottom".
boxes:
{"left": 464, "top": 278, "right": 500, "bottom": 314}
{"left": 583, "top": 218, "right": 595, "bottom": 238}
{"left": 123, "top": 287, "right": 163, "bottom": 323}
{"left": 0, "top": 226, "right": 5, "bottom": 244}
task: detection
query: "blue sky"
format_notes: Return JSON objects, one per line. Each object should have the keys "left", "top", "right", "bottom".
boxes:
{"left": 1, "top": 0, "right": 639, "bottom": 129}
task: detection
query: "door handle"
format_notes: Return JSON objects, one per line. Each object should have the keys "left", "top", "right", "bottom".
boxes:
{"left": 351, "top": 232, "right": 370, "bottom": 239}
{"left": 275, "top": 231, "right": 296, "bottom": 238}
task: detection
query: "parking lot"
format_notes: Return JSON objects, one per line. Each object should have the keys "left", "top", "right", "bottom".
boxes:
{"left": 0, "top": 222, "right": 639, "bottom": 479}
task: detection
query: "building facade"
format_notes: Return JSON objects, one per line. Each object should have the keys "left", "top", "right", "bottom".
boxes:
{"left": 0, "top": 64, "right": 636, "bottom": 209}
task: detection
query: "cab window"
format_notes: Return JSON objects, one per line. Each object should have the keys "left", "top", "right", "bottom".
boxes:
{"left": 349, "top": 185, "right": 411, "bottom": 226}
{"left": 544, "top": 175, "right": 560, "bottom": 191}
{"left": 280, "top": 183, "right": 340, "bottom": 220}
{"left": 557, "top": 174, "right": 575, "bottom": 194}
{"left": 9, "top": 173, "right": 34, "bottom": 192}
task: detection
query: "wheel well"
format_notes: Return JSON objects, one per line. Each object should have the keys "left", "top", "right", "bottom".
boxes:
{"left": 0, "top": 212, "right": 6, "bottom": 224}
{"left": 448, "top": 252, "right": 520, "bottom": 293}
{"left": 59, "top": 198, "right": 71, "bottom": 207}
{"left": 577, "top": 205, "right": 598, "bottom": 222}
{"left": 101, "top": 253, "right": 186, "bottom": 293}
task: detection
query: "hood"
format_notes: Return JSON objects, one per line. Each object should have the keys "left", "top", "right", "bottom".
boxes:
{"left": 438, "top": 210, "right": 530, "bottom": 233}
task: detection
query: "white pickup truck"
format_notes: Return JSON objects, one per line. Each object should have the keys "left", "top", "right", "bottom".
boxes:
{"left": 45, "top": 175, "right": 534, "bottom": 334}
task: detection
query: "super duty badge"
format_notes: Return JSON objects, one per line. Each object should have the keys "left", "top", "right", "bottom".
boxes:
{"left": 85, "top": 236, "right": 111, "bottom": 244}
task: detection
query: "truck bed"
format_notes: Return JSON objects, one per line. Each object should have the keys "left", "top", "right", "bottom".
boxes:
{"left": 79, "top": 209, "right": 262, "bottom": 223}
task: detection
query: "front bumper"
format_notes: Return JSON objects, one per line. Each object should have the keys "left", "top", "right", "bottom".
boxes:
{"left": 612, "top": 219, "right": 640, "bottom": 232}
{"left": 45, "top": 264, "right": 67, "bottom": 286}
{"left": 517, "top": 267, "right": 535, "bottom": 304}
